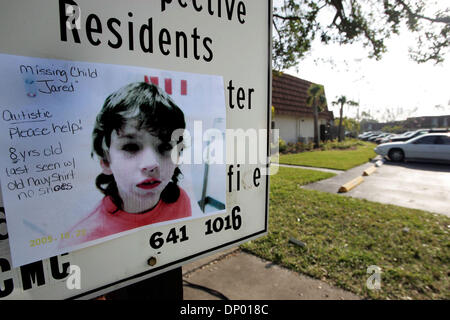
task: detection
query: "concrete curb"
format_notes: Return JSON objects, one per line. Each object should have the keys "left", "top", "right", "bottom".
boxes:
{"left": 338, "top": 176, "right": 364, "bottom": 193}
{"left": 338, "top": 159, "right": 383, "bottom": 192}
{"left": 363, "top": 165, "right": 377, "bottom": 176}
{"left": 375, "top": 159, "right": 384, "bottom": 167}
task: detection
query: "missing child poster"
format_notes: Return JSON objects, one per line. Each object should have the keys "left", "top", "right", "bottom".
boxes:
{"left": 0, "top": 0, "right": 270, "bottom": 299}
{"left": 0, "top": 53, "right": 226, "bottom": 267}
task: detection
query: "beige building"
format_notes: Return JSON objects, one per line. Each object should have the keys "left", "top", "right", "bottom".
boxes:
{"left": 272, "top": 72, "right": 334, "bottom": 144}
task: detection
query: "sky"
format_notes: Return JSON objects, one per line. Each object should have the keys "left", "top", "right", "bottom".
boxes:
{"left": 277, "top": 2, "right": 450, "bottom": 122}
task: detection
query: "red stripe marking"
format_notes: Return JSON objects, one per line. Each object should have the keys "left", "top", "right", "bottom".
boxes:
{"left": 181, "top": 80, "right": 187, "bottom": 95}
{"left": 165, "top": 78, "right": 172, "bottom": 95}
{"left": 150, "top": 77, "right": 159, "bottom": 86}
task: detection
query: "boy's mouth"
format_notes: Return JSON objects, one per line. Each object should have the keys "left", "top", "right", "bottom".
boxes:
{"left": 137, "top": 178, "right": 161, "bottom": 190}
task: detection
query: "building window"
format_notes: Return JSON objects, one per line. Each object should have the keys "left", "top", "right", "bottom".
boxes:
{"left": 432, "top": 118, "right": 438, "bottom": 127}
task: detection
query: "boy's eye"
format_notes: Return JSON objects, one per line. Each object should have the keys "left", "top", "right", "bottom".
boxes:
{"left": 122, "top": 143, "right": 140, "bottom": 153}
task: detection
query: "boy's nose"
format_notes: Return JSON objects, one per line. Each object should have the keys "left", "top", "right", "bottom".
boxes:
{"left": 140, "top": 149, "right": 159, "bottom": 174}
{"left": 141, "top": 163, "right": 158, "bottom": 174}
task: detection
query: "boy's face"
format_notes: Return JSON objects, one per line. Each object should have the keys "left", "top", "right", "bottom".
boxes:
{"left": 101, "top": 120, "right": 179, "bottom": 213}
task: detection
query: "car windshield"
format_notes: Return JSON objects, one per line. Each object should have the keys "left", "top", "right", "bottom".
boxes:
{"left": 415, "top": 131, "right": 427, "bottom": 137}
{"left": 406, "top": 132, "right": 428, "bottom": 142}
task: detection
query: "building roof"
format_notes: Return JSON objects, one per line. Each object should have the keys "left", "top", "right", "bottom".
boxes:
{"left": 272, "top": 72, "right": 334, "bottom": 120}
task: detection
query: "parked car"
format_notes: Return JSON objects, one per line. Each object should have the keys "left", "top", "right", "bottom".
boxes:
{"left": 428, "top": 128, "right": 450, "bottom": 133}
{"left": 345, "top": 131, "right": 357, "bottom": 138}
{"left": 358, "top": 131, "right": 374, "bottom": 139}
{"left": 379, "top": 133, "right": 401, "bottom": 144}
{"left": 387, "top": 129, "right": 429, "bottom": 143}
{"left": 376, "top": 133, "right": 397, "bottom": 144}
{"left": 362, "top": 131, "right": 382, "bottom": 141}
{"left": 369, "top": 132, "right": 389, "bottom": 142}
{"left": 367, "top": 133, "right": 382, "bottom": 141}
{"left": 374, "top": 133, "right": 450, "bottom": 162}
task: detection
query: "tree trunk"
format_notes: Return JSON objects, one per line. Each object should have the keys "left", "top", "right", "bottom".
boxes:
{"left": 338, "top": 104, "right": 344, "bottom": 142}
{"left": 313, "top": 104, "right": 319, "bottom": 148}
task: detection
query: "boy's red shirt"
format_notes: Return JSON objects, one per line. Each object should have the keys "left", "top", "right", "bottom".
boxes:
{"left": 63, "top": 187, "right": 191, "bottom": 246}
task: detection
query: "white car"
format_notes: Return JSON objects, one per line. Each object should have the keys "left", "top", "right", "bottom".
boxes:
{"left": 374, "top": 133, "right": 450, "bottom": 162}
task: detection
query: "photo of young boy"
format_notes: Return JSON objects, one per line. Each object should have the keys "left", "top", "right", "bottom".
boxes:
{"left": 0, "top": 53, "right": 226, "bottom": 267}
{"left": 63, "top": 81, "right": 191, "bottom": 245}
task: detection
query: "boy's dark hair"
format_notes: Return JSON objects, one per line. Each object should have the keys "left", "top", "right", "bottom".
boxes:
{"left": 92, "top": 82, "right": 186, "bottom": 211}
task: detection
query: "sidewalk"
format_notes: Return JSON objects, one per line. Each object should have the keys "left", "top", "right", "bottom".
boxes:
{"left": 276, "top": 163, "right": 344, "bottom": 175}
{"left": 181, "top": 161, "right": 376, "bottom": 300}
{"left": 301, "top": 158, "right": 380, "bottom": 194}
{"left": 182, "top": 248, "right": 360, "bottom": 300}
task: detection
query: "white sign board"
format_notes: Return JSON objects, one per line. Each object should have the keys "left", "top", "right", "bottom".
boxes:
{"left": 0, "top": 0, "right": 271, "bottom": 299}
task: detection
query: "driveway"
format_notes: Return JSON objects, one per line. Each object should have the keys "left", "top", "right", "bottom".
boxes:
{"left": 302, "top": 159, "right": 450, "bottom": 217}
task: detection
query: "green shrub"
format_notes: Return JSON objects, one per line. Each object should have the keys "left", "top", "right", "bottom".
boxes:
{"left": 294, "top": 142, "right": 304, "bottom": 153}
{"left": 304, "top": 142, "right": 314, "bottom": 151}
{"left": 279, "top": 138, "right": 287, "bottom": 153}
{"left": 279, "top": 138, "right": 367, "bottom": 155}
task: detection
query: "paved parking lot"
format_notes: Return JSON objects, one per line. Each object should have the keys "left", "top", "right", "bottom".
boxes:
{"left": 303, "top": 159, "right": 450, "bottom": 217}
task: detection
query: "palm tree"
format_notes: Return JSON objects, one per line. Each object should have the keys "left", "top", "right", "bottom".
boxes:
{"left": 332, "top": 96, "right": 359, "bottom": 142}
{"left": 306, "top": 84, "right": 327, "bottom": 148}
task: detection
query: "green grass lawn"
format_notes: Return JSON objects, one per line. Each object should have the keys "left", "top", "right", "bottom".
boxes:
{"left": 278, "top": 142, "right": 377, "bottom": 170}
{"left": 241, "top": 166, "right": 450, "bottom": 300}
